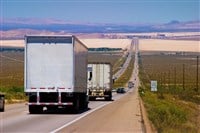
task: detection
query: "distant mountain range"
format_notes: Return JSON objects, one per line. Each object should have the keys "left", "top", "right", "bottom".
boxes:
{"left": 0, "top": 18, "right": 199, "bottom": 39}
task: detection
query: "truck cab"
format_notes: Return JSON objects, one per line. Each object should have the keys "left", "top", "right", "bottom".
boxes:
{"left": 128, "top": 81, "right": 134, "bottom": 88}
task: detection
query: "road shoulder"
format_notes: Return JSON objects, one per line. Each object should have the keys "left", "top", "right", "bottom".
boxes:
{"left": 139, "top": 97, "right": 157, "bottom": 133}
{"left": 59, "top": 89, "right": 144, "bottom": 133}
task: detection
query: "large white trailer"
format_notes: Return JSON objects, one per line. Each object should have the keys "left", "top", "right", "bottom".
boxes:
{"left": 25, "top": 35, "right": 88, "bottom": 114}
{"left": 87, "top": 63, "right": 112, "bottom": 101}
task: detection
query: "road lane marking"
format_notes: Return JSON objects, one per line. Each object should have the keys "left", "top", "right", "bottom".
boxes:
{"left": 52, "top": 39, "right": 139, "bottom": 133}
{"left": 50, "top": 101, "right": 112, "bottom": 133}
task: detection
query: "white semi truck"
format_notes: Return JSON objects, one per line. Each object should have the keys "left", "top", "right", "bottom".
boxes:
{"left": 87, "top": 63, "right": 112, "bottom": 101}
{"left": 25, "top": 35, "right": 88, "bottom": 114}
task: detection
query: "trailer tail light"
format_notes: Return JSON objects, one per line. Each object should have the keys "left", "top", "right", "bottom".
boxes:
{"left": 58, "top": 87, "right": 65, "bottom": 89}
{"left": 31, "top": 87, "right": 36, "bottom": 89}
{"left": 48, "top": 87, "right": 55, "bottom": 90}
{"left": 40, "top": 87, "right": 45, "bottom": 89}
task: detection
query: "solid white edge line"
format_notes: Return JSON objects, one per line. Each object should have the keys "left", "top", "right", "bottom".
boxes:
{"left": 50, "top": 102, "right": 111, "bottom": 133}
{"left": 51, "top": 45, "right": 138, "bottom": 133}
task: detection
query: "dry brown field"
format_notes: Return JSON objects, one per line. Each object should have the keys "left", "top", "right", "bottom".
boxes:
{"left": 81, "top": 39, "right": 131, "bottom": 49}
{"left": 1, "top": 39, "right": 199, "bottom": 52}
{"left": 113, "top": 32, "right": 200, "bottom": 37}
{"left": 139, "top": 39, "right": 199, "bottom": 52}
{"left": 0, "top": 39, "right": 131, "bottom": 49}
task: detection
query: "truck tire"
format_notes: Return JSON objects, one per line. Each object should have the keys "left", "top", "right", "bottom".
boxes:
{"left": 73, "top": 96, "right": 80, "bottom": 113}
{"left": 105, "top": 91, "right": 112, "bottom": 101}
{"left": 84, "top": 95, "right": 89, "bottom": 110}
{"left": 29, "top": 105, "right": 43, "bottom": 114}
{"left": 0, "top": 98, "right": 5, "bottom": 112}
{"left": 79, "top": 94, "right": 87, "bottom": 110}
{"left": 82, "top": 94, "right": 88, "bottom": 110}
{"left": 0, "top": 106, "right": 4, "bottom": 112}
{"left": 84, "top": 101, "right": 88, "bottom": 110}
{"left": 89, "top": 97, "right": 96, "bottom": 101}
{"left": 105, "top": 96, "right": 112, "bottom": 101}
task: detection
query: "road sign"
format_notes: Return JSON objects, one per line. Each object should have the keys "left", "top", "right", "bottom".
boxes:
{"left": 151, "top": 80, "right": 157, "bottom": 92}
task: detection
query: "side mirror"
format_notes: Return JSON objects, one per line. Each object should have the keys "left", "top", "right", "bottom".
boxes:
{"left": 112, "top": 79, "right": 115, "bottom": 83}
{"left": 88, "top": 71, "right": 92, "bottom": 81}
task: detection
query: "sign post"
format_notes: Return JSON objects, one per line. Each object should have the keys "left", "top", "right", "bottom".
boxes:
{"left": 151, "top": 80, "right": 157, "bottom": 92}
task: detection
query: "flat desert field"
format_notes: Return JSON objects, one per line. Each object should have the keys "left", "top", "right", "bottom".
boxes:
{"left": 115, "top": 32, "right": 200, "bottom": 37}
{"left": 0, "top": 40, "right": 24, "bottom": 47}
{"left": 81, "top": 39, "right": 130, "bottom": 49}
{"left": 0, "top": 39, "right": 131, "bottom": 49}
{"left": 0, "top": 39, "right": 199, "bottom": 52}
{"left": 139, "top": 39, "right": 199, "bottom": 52}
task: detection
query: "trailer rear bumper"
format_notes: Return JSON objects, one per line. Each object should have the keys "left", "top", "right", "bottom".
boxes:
{"left": 27, "top": 102, "right": 73, "bottom": 106}
{"left": 26, "top": 92, "right": 76, "bottom": 108}
{"left": 27, "top": 92, "right": 88, "bottom": 114}
{"left": 89, "top": 94, "right": 110, "bottom": 97}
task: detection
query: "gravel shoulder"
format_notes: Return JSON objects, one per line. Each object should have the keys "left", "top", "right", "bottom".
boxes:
{"left": 59, "top": 88, "right": 144, "bottom": 133}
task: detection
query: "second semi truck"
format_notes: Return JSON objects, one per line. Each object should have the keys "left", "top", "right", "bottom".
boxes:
{"left": 25, "top": 35, "right": 88, "bottom": 114}
{"left": 87, "top": 63, "right": 112, "bottom": 101}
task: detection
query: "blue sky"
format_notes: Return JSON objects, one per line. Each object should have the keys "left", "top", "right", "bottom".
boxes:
{"left": 1, "top": 0, "right": 199, "bottom": 24}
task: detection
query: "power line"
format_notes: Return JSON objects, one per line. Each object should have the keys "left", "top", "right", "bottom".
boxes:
{"left": 183, "top": 64, "right": 185, "bottom": 90}
{"left": 196, "top": 56, "right": 199, "bottom": 92}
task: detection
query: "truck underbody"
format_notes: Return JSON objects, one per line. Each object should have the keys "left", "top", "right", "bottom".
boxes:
{"left": 27, "top": 92, "right": 88, "bottom": 114}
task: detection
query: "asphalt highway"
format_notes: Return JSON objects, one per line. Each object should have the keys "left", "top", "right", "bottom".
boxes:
{"left": 0, "top": 38, "right": 141, "bottom": 133}
{"left": 58, "top": 38, "right": 143, "bottom": 133}
{"left": 113, "top": 39, "right": 135, "bottom": 80}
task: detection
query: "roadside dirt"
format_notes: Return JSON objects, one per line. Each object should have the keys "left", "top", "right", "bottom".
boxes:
{"left": 59, "top": 89, "right": 144, "bottom": 133}
{"left": 139, "top": 97, "right": 157, "bottom": 133}
{"left": 198, "top": 105, "right": 200, "bottom": 132}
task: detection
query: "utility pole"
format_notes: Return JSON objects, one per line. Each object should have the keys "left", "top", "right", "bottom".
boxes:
{"left": 159, "top": 74, "right": 162, "bottom": 89}
{"left": 183, "top": 64, "right": 185, "bottom": 90}
{"left": 174, "top": 67, "right": 176, "bottom": 90}
{"left": 163, "top": 72, "right": 166, "bottom": 89}
{"left": 196, "top": 56, "right": 199, "bottom": 92}
{"left": 168, "top": 70, "right": 170, "bottom": 89}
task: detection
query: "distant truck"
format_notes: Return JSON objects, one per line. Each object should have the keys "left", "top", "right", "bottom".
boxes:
{"left": 0, "top": 93, "right": 5, "bottom": 112}
{"left": 87, "top": 63, "right": 112, "bottom": 101}
{"left": 25, "top": 35, "right": 88, "bottom": 114}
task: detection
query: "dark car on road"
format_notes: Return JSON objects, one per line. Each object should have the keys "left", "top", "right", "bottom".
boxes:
{"left": 0, "top": 94, "right": 5, "bottom": 112}
{"left": 128, "top": 81, "right": 134, "bottom": 88}
{"left": 116, "top": 88, "right": 126, "bottom": 94}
